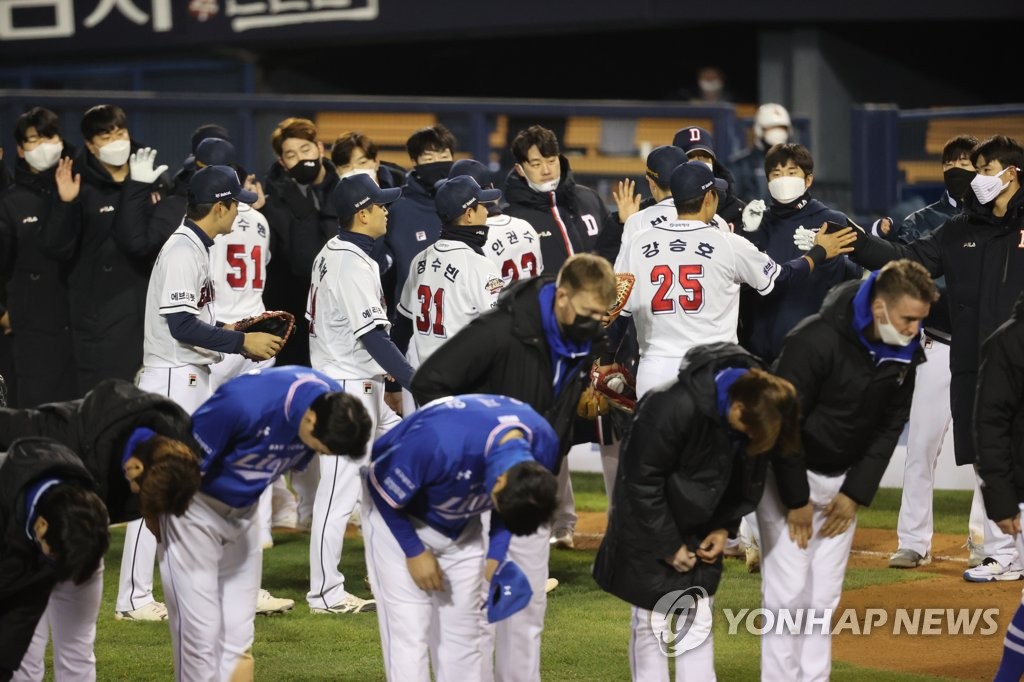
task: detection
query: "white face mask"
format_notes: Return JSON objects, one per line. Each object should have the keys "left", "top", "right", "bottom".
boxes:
{"left": 877, "top": 302, "right": 916, "bottom": 347}
{"left": 763, "top": 128, "right": 789, "bottom": 147}
{"left": 971, "top": 166, "right": 1014, "bottom": 204}
{"left": 24, "top": 141, "right": 63, "bottom": 172}
{"left": 526, "top": 177, "right": 559, "bottom": 193}
{"left": 768, "top": 176, "right": 806, "bottom": 205}
{"left": 699, "top": 78, "right": 723, "bottom": 93}
{"left": 97, "top": 139, "right": 131, "bottom": 167}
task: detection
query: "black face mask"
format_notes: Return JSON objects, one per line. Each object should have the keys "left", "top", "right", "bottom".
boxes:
{"left": 288, "top": 158, "right": 322, "bottom": 185}
{"left": 413, "top": 161, "right": 454, "bottom": 193}
{"left": 563, "top": 315, "right": 602, "bottom": 344}
{"left": 944, "top": 167, "right": 976, "bottom": 201}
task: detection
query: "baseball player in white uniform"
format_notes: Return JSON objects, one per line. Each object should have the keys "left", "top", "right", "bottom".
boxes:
{"left": 614, "top": 162, "right": 855, "bottom": 398}
{"left": 396, "top": 175, "right": 506, "bottom": 413}
{"left": 116, "top": 165, "right": 284, "bottom": 622}
{"left": 306, "top": 173, "right": 414, "bottom": 614}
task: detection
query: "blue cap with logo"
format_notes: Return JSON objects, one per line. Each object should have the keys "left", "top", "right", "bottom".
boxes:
{"left": 645, "top": 145, "right": 689, "bottom": 188}
{"left": 448, "top": 159, "right": 494, "bottom": 187}
{"left": 188, "top": 165, "right": 257, "bottom": 205}
{"left": 331, "top": 173, "right": 402, "bottom": 220}
{"left": 669, "top": 161, "right": 728, "bottom": 203}
{"left": 435, "top": 175, "right": 502, "bottom": 223}
{"left": 673, "top": 126, "right": 716, "bottom": 159}
{"left": 486, "top": 560, "right": 534, "bottom": 623}
{"left": 195, "top": 138, "right": 237, "bottom": 167}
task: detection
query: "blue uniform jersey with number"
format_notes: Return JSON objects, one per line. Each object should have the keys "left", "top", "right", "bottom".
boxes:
{"left": 191, "top": 366, "right": 342, "bottom": 508}
{"left": 368, "top": 394, "right": 559, "bottom": 561}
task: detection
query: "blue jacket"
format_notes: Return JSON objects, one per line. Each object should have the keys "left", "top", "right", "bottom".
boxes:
{"left": 192, "top": 366, "right": 342, "bottom": 508}
{"left": 738, "top": 197, "right": 861, "bottom": 362}
{"left": 378, "top": 173, "right": 441, "bottom": 305}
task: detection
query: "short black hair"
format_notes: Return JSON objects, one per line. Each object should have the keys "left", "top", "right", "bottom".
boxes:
{"left": 941, "top": 135, "right": 979, "bottom": 165}
{"left": 493, "top": 461, "right": 557, "bottom": 536}
{"left": 185, "top": 198, "right": 232, "bottom": 221}
{"left": 510, "top": 125, "right": 560, "bottom": 164}
{"left": 14, "top": 107, "right": 61, "bottom": 145}
{"left": 191, "top": 123, "right": 231, "bottom": 153}
{"left": 311, "top": 392, "right": 372, "bottom": 457}
{"left": 406, "top": 124, "right": 456, "bottom": 162}
{"left": 764, "top": 143, "right": 814, "bottom": 177}
{"left": 331, "top": 131, "right": 379, "bottom": 167}
{"left": 337, "top": 214, "right": 357, "bottom": 232}
{"left": 970, "top": 135, "right": 1024, "bottom": 173}
{"left": 673, "top": 194, "right": 706, "bottom": 215}
{"left": 81, "top": 104, "right": 127, "bottom": 141}
{"left": 35, "top": 483, "right": 110, "bottom": 584}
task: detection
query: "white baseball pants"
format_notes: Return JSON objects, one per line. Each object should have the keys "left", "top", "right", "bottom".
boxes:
{"left": 629, "top": 597, "right": 715, "bottom": 682}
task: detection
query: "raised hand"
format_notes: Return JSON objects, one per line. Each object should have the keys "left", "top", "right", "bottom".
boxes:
{"left": 55, "top": 157, "right": 81, "bottom": 202}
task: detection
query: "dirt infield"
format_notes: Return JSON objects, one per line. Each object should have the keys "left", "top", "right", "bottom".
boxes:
{"left": 573, "top": 512, "right": 1018, "bottom": 680}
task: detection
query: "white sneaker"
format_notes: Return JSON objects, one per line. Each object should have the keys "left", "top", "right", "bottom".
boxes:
{"left": 550, "top": 529, "right": 574, "bottom": 550}
{"left": 545, "top": 578, "right": 559, "bottom": 594}
{"left": 888, "top": 548, "right": 931, "bottom": 568}
{"left": 310, "top": 593, "right": 376, "bottom": 614}
{"left": 963, "top": 557, "right": 1023, "bottom": 582}
{"left": 256, "top": 589, "right": 294, "bottom": 614}
{"left": 115, "top": 601, "right": 168, "bottom": 621}
{"left": 966, "top": 537, "right": 985, "bottom": 568}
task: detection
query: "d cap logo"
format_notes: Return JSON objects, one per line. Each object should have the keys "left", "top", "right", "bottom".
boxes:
{"left": 650, "top": 587, "right": 711, "bottom": 657}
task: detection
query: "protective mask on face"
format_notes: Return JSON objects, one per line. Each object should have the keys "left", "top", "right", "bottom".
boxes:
{"left": 877, "top": 302, "right": 916, "bottom": 347}
{"left": 699, "top": 79, "right": 723, "bottom": 94}
{"left": 413, "top": 161, "right": 454, "bottom": 191}
{"left": 24, "top": 141, "right": 63, "bottom": 172}
{"left": 288, "top": 158, "right": 322, "bottom": 185}
{"left": 767, "top": 176, "right": 806, "bottom": 205}
{"left": 762, "top": 128, "right": 789, "bottom": 147}
{"left": 97, "top": 139, "right": 131, "bottom": 167}
{"left": 563, "top": 315, "right": 602, "bottom": 344}
{"left": 943, "top": 167, "right": 976, "bottom": 201}
{"left": 971, "top": 166, "right": 1014, "bottom": 204}
{"left": 526, "top": 176, "right": 560, "bottom": 193}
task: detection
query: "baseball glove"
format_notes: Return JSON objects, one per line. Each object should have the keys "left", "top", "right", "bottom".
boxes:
{"left": 234, "top": 310, "right": 295, "bottom": 359}
{"left": 592, "top": 363, "right": 637, "bottom": 414}
{"left": 577, "top": 385, "right": 610, "bottom": 420}
{"left": 605, "top": 273, "right": 635, "bottom": 325}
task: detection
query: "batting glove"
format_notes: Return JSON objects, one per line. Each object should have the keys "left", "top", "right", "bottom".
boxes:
{"left": 793, "top": 226, "right": 816, "bottom": 252}
{"left": 741, "top": 199, "right": 766, "bottom": 232}
{"left": 129, "top": 147, "right": 169, "bottom": 184}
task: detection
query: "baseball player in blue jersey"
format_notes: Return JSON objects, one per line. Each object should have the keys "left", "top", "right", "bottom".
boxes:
{"left": 364, "top": 394, "right": 560, "bottom": 682}
{"left": 147, "top": 366, "right": 372, "bottom": 682}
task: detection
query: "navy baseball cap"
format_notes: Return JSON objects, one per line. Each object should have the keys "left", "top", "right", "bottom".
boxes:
{"left": 195, "top": 138, "right": 237, "bottom": 167}
{"left": 486, "top": 560, "right": 533, "bottom": 623}
{"left": 673, "top": 126, "right": 716, "bottom": 159}
{"left": 435, "top": 176, "right": 502, "bottom": 223}
{"left": 188, "top": 165, "right": 257, "bottom": 205}
{"left": 190, "top": 123, "right": 231, "bottom": 153}
{"left": 670, "top": 161, "right": 728, "bottom": 203}
{"left": 645, "top": 145, "right": 689, "bottom": 188}
{"left": 448, "top": 158, "right": 494, "bottom": 187}
{"left": 332, "top": 173, "right": 402, "bottom": 220}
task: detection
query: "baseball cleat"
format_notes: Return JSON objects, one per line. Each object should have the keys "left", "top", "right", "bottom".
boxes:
{"left": 256, "top": 589, "right": 294, "bottom": 615}
{"left": 550, "top": 529, "right": 574, "bottom": 550}
{"left": 966, "top": 537, "right": 985, "bottom": 568}
{"left": 115, "top": 601, "right": 168, "bottom": 622}
{"left": 888, "top": 548, "right": 931, "bottom": 568}
{"left": 963, "top": 558, "right": 1024, "bottom": 582}
{"left": 310, "top": 594, "right": 376, "bottom": 614}
{"left": 745, "top": 546, "right": 761, "bottom": 574}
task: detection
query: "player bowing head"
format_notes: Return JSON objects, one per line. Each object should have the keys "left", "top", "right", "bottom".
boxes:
{"left": 302, "top": 391, "right": 373, "bottom": 457}
{"left": 121, "top": 431, "right": 201, "bottom": 518}
{"left": 723, "top": 367, "right": 802, "bottom": 456}
{"left": 489, "top": 429, "right": 559, "bottom": 536}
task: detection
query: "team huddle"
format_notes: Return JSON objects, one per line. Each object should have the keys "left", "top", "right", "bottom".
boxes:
{"left": 1, "top": 101, "right": 1024, "bottom": 682}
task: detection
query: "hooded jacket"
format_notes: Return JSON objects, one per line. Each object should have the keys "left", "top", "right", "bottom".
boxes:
{"left": 592, "top": 343, "right": 768, "bottom": 610}
{"left": 771, "top": 279, "right": 924, "bottom": 508}
{"left": 503, "top": 156, "right": 613, "bottom": 271}
{"left": 0, "top": 379, "right": 195, "bottom": 524}
{"left": 974, "top": 293, "right": 1024, "bottom": 522}
{"left": 738, "top": 195, "right": 862, "bottom": 362}
{"left": 411, "top": 275, "right": 600, "bottom": 458}
{"left": 849, "top": 187, "right": 1024, "bottom": 465}
{"left": 0, "top": 438, "right": 98, "bottom": 677}
{"left": 0, "top": 156, "right": 77, "bottom": 406}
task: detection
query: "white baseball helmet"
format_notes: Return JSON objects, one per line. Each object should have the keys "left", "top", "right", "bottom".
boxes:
{"left": 754, "top": 103, "right": 791, "bottom": 139}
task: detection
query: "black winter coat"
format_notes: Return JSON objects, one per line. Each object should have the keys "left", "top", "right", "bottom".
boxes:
{"left": 0, "top": 379, "right": 195, "bottom": 524}
{"left": 0, "top": 438, "right": 98, "bottom": 678}
{"left": 411, "top": 275, "right": 598, "bottom": 458}
{"left": 0, "top": 159, "right": 77, "bottom": 406}
{"left": 261, "top": 159, "right": 340, "bottom": 367}
{"left": 379, "top": 171, "right": 442, "bottom": 305}
{"left": 849, "top": 188, "right": 1024, "bottom": 464}
{"left": 975, "top": 293, "right": 1024, "bottom": 522}
{"left": 772, "top": 280, "right": 924, "bottom": 508}
{"left": 503, "top": 156, "right": 615, "bottom": 271}
{"left": 593, "top": 343, "right": 768, "bottom": 610}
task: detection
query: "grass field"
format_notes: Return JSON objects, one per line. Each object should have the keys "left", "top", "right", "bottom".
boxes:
{"left": 45, "top": 474, "right": 973, "bottom": 680}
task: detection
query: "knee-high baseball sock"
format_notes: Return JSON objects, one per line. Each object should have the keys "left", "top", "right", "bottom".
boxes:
{"left": 994, "top": 604, "right": 1024, "bottom": 681}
